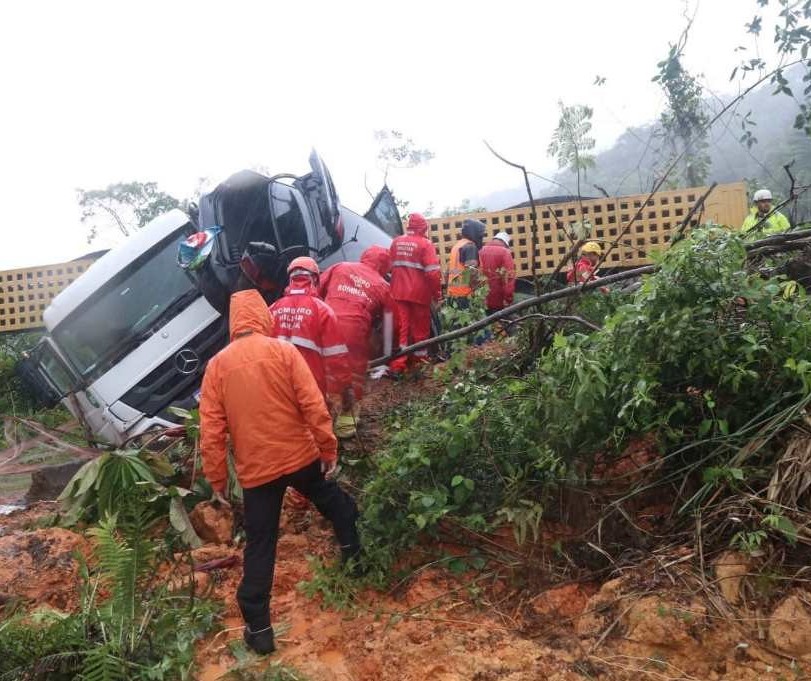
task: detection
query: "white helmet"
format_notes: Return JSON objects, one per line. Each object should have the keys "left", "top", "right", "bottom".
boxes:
{"left": 494, "top": 231, "right": 511, "bottom": 246}
{"left": 753, "top": 189, "right": 772, "bottom": 202}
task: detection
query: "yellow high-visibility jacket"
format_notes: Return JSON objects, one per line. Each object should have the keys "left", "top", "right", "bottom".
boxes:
{"left": 741, "top": 207, "right": 790, "bottom": 237}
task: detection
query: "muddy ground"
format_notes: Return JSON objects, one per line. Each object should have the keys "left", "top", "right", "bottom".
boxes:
{"left": 2, "top": 366, "right": 811, "bottom": 680}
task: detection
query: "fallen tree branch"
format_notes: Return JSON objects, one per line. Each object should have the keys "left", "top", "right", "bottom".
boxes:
{"left": 369, "top": 265, "right": 655, "bottom": 367}
{"left": 369, "top": 228, "right": 811, "bottom": 367}
{"left": 670, "top": 182, "right": 717, "bottom": 246}
{"left": 505, "top": 313, "right": 602, "bottom": 332}
{"left": 484, "top": 141, "right": 541, "bottom": 292}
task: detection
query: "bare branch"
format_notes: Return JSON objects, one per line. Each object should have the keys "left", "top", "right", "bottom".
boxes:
{"left": 505, "top": 313, "right": 602, "bottom": 332}
{"left": 484, "top": 140, "right": 541, "bottom": 293}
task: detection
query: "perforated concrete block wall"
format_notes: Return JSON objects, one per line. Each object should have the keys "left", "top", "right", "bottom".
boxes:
{"left": 427, "top": 182, "right": 748, "bottom": 276}
{"left": 0, "top": 258, "right": 99, "bottom": 332}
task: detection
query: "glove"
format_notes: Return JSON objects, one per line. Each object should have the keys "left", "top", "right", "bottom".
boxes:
{"left": 321, "top": 458, "right": 338, "bottom": 479}
{"left": 211, "top": 488, "right": 230, "bottom": 508}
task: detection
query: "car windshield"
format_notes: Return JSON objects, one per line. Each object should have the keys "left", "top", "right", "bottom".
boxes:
{"left": 52, "top": 232, "right": 197, "bottom": 379}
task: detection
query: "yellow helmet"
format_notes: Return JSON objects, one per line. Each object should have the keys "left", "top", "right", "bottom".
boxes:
{"left": 581, "top": 241, "right": 602, "bottom": 255}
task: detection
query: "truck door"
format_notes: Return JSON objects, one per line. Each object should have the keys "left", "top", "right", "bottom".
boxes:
{"left": 17, "top": 338, "right": 78, "bottom": 408}
{"left": 296, "top": 150, "right": 344, "bottom": 256}
{"left": 364, "top": 185, "right": 403, "bottom": 238}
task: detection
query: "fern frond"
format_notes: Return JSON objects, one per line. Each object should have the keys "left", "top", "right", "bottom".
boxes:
{"left": 79, "top": 644, "right": 127, "bottom": 681}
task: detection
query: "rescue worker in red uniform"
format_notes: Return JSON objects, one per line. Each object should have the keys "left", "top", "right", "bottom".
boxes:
{"left": 268, "top": 256, "right": 351, "bottom": 409}
{"left": 320, "top": 245, "right": 394, "bottom": 438}
{"left": 567, "top": 241, "right": 603, "bottom": 285}
{"left": 389, "top": 213, "right": 441, "bottom": 373}
{"left": 479, "top": 231, "right": 516, "bottom": 315}
{"left": 269, "top": 256, "right": 352, "bottom": 510}
{"left": 446, "top": 219, "right": 486, "bottom": 308}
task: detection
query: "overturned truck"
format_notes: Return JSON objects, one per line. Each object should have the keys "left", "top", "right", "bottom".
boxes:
{"left": 20, "top": 151, "right": 402, "bottom": 446}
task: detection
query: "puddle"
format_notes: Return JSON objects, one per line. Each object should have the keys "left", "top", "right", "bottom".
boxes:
{"left": 0, "top": 504, "right": 24, "bottom": 516}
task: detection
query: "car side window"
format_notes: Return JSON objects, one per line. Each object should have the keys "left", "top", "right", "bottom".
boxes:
{"left": 269, "top": 182, "right": 311, "bottom": 252}
{"left": 364, "top": 186, "right": 403, "bottom": 238}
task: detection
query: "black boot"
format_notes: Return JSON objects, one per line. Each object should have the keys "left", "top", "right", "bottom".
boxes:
{"left": 244, "top": 625, "right": 276, "bottom": 655}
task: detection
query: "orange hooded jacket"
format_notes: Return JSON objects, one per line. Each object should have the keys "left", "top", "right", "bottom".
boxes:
{"left": 200, "top": 289, "right": 337, "bottom": 492}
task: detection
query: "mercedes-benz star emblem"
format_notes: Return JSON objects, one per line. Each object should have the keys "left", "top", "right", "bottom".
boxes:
{"left": 174, "top": 348, "right": 200, "bottom": 375}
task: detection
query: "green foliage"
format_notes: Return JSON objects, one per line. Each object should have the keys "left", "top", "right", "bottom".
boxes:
{"left": 59, "top": 449, "right": 203, "bottom": 547}
{"left": 354, "top": 227, "right": 811, "bottom": 571}
{"left": 297, "top": 556, "right": 362, "bottom": 611}
{"left": 731, "top": 528, "right": 767, "bottom": 555}
{"left": 653, "top": 22, "right": 710, "bottom": 187}
{"left": 0, "top": 514, "right": 218, "bottom": 681}
{"left": 0, "top": 332, "right": 45, "bottom": 415}
{"left": 737, "top": 1, "right": 811, "bottom": 134}
{"left": 59, "top": 450, "right": 161, "bottom": 525}
{"left": 0, "top": 609, "right": 85, "bottom": 680}
{"left": 548, "top": 101, "right": 596, "bottom": 176}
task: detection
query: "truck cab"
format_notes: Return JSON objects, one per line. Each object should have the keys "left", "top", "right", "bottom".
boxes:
{"left": 21, "top": 152, "right": 402, "bottom": 445}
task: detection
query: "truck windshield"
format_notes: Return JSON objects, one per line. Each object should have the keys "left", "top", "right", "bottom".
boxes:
{"left": 52, "top": 232, "right": 197, "bottom": 379}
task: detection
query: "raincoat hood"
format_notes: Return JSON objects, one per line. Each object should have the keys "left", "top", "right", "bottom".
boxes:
{"left": 461, "top": 219, "right": 486, "bottom": 248}
{"left": 284, "top": 274, "right": 319, "bottom": 297}
{"left": 229, "top": 289, "right": 272, "bottom": 341}
{"left": 407, "top": 212, "right": 429, "bottom": 235}
{"left": 360, "top": 245, "right": 392, "bottom": 277}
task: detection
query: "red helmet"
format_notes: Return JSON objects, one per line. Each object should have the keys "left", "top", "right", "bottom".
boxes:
{"left": 407, "top": 213, "right": 429, "bottom": 234}
{"left": 360, "top": 245, "right": 391, "bottom": 277}
{"left": 287, "top": 256, "right": 320, "bottom": 277}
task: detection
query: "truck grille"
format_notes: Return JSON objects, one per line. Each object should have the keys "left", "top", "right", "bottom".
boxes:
{"left": 120, "top": 318, "right": 227, "bottom": 418}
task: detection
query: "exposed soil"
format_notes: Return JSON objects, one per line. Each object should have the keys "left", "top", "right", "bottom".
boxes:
{"left": 2, "top": 360, "right": 810, "bottom": 680}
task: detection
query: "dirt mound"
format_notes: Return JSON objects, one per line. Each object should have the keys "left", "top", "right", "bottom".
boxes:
{"left": 190, "top": 501, "right": 234, "bottom": 545}
{"left": 0, "top": 527, "right": 90, "bottom": 610}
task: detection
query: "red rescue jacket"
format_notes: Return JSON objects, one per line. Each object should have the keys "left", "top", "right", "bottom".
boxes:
{"left": 319, "top": 258, "right": 393, "bottom": 329}
{"left": 389, "top": 231, "right": 442, "bottom": 305}
{"left": 479, "top": 239, "right": 516, "bottom": 309}
{"left": 567, "top": 256, "right": 597, "bottom": 285}
{"left": 268, "top": 282, "right": 351, "bottom": 396}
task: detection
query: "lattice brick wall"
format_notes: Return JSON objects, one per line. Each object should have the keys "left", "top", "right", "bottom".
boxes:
{"left": 427, "top": 182, "right": 749, "bottom": 276}
{"left": 0, "top": 258, "right": 99, "bottom": 332}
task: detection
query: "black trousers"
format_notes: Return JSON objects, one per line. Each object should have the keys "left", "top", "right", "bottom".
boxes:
{"left": 236, "top": 459, "right": 360, "bottom": 629}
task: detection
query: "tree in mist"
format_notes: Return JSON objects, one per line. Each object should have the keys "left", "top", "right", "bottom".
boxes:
{"left": 78, "top": 181, "right": 182, "bottom": 243}
{"left": 372, "top": 129, "right": 434, "bottom": 216}
{"left": 547, "top": 101, "right": 596, "bottom": 201}
{"left": 652, "top": 25, "right": 711, "bottom": 188}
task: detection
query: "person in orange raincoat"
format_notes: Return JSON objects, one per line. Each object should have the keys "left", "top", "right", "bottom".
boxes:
{"left": 200, "top": 289, "right": 362, "bottom": 656}
{"left": 320, "top": 245, "right": 395, "bottom": 438}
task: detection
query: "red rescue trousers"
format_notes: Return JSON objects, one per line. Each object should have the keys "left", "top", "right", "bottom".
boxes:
{"left": 390, "top": 300, "right": 432, "bottom": 372}
{"left": 336, "top": 313, "right": 372, "bottom": 400}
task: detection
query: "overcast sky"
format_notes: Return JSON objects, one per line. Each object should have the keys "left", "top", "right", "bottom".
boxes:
{"left": 0, "top": 0, "right": 778, "bottom": 269}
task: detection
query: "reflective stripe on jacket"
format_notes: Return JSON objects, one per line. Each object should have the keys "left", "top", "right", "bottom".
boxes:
{"left": 269, "top": 287, "right": 351, "bottom": 396}
{"left": 447, "top": 238, "right": 475, "bottom": 298}
{"left": 200, "top": 290, "right": 337, "bottom": 492}
{"left": 389, "top": 232, "right": 442, "bottom": 305}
